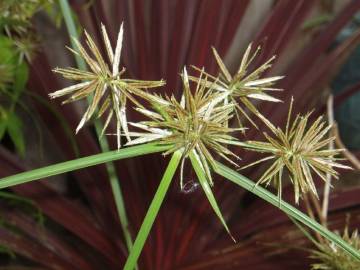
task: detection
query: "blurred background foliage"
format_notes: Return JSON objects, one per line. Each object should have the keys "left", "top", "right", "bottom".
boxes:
{"left": 0, "top": 0, "right": 53, "bottom": 157}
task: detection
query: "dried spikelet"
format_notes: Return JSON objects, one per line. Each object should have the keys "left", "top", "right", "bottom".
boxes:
{"left": 126, "top": 67, "right": 244, "bottom": 186}
{"left": 49, "top": 23, "right": 165, "bottom": 148}
{"left": 189, "top": 43, "right": 283, "bottom": 128}
{"left": 311, "top": 227, "right": 360, "bottom": 270}
{"left": 241, "top": 98, "right": 351, "bottom": 203}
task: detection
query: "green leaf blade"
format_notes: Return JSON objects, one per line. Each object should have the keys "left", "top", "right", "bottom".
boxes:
{"left": 13, "top": 61, "right": 29, "bottom": 97}
{"left": 214, "top": 162, "right": 360, "bottom": 261}
{"left": 0, "top": 143, "right": 171, "bottom": 189}
{"left": 7, "top": 112, "right": 25, "bottom": 157}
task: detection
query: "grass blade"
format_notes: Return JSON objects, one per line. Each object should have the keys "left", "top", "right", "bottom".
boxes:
{"left": 0, "top": 143, "right": 170, "bottom": 189}
{"left": 123, "top": 150, "right": 182, "bottom": 270}
{"left": 214, "top": 162, "right": 360, "bottom": 261}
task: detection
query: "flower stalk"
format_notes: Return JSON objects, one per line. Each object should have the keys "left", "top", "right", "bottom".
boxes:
{"left": 57, "top": 0, "right": 163, "bottom": 257}
{"left": 123, "top": 150, "right": 182, "bottom": 270}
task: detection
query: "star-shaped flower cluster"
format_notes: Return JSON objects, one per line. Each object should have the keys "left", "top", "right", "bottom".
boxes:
{"left": 189, "top": 44, "right": 284, "bottom": 128}
{"left": 127, "top": 68, "right": 243, "bottom": 188}
{"left": 125, "top": 68, "right": 243, "bottom": 239}
{"left": 49, "top": 23, "right": 164, "bottom": 148}
{"left": 241, "top": 98, "right": 351, "bottom": 203}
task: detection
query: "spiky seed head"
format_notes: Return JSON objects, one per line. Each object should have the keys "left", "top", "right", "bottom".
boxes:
{"left": 241, "top": 98, "right": 351, "bottom": 203}
{"left": 125, "top": 67, "right": 243, "bottom": 240}
{"left": 49, "top": 23, "right": 165, "bottom": 149}
{"left": 188, "top": 43, "right": 283, "bottom": 129}
{"left": 126, "top": 67, "right": 244, "bottom": 187}
{"left": 311, "top": 227, "right": 360, "bottom": 270}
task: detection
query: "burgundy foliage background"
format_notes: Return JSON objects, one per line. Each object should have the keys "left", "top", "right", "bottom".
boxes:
{"left": 1, "top": 0, "right": 360, "bottom": 269}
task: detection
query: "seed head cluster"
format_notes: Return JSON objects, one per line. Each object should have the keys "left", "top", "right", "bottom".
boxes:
{"left": 311, "top": 227, "right": 360, "bottom": 270}
{"left": 49, "top": 22, "right": 350, "bottom": 210}
{"left": 241, "top": 98, "right": 351, "bottom": 203}
{"left": 127, "top": 68, "right": 243, "bottom": 188}
{"left": 50, "top": 23, "right": 164, "bottom": 148}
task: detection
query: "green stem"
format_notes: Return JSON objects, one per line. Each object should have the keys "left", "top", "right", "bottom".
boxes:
{"left": 0, "top": 143, "right": 170, "bottom": 189}
{"left": 123, "top": 151, "right": 182, "bottom": 270}
{"left": 214, "top": 162, "right": 360, "bottom": 261}
{"left": 58, "top": 0, "right": 86, "bottom": 70}
{"left": 58, "top": 0, "right": 135, "bottom": 254}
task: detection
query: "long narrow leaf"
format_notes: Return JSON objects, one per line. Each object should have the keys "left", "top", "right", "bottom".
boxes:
{"left": 0, "top": 143, "right": 170, "bottom": 189}
{"left": 214, "top": 162, "right": 360, "bottom": 261}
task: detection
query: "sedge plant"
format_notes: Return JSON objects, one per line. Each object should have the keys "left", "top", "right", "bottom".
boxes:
{"left": 0, "top": 21, "right": 359, "bottom": 270}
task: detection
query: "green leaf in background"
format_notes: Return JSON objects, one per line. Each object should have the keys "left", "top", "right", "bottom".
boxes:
{"left": 12, "top": 61, "right": 28, "bottom": 97}
{"left": 0, "top": 36, "right": 17, "bottom": 67}
{"left": 0, "top": 107, "right": 7, "bottom": 140}
{"left": 6, "top": 112, "right": 25, "bottom": 157}
{"left": 0, "top": 35, "right": 29, "bottom": 98}
{"left": 0, "top": 36, "right": 29, "bottom": 156}
{"left": 0, "top": 36, "right": 16, "bottom": 92}
{"left": 0, "top": 95, "right": 32, "bottom": 159}
{"left": 0, "top": 123, "right": 6, "bottom": 140}
{"left": 0, "top": 36, "right": 15, "bottom": 59}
